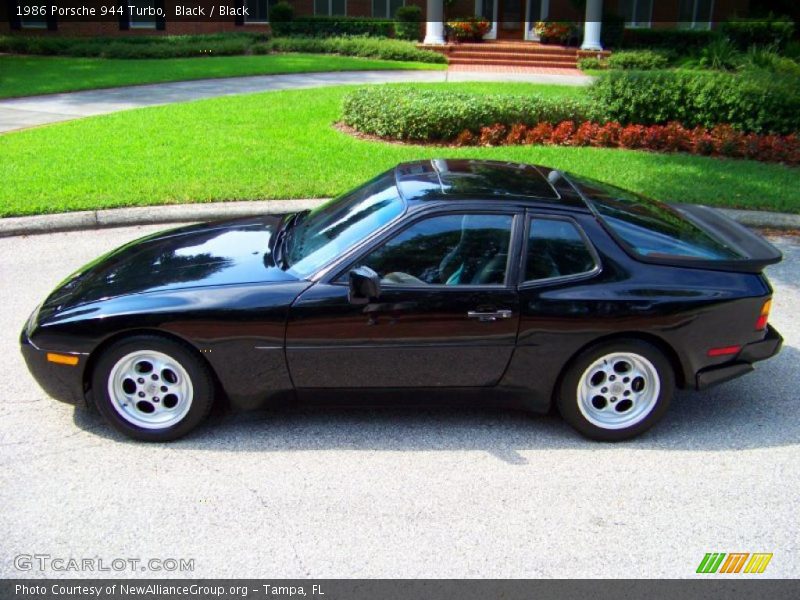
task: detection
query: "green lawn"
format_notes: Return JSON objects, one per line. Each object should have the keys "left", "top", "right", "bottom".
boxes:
{"left": 0, "top": 54, "right": 444, "bottom": 99}
{"left": 0, "top": 82, "right": 797, "bottom": 217}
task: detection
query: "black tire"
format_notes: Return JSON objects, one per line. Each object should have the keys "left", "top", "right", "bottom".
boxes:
{"left": 91, "top": 335, "right": 214, "bottom": 442}
{"left": 557, "top": 339, "right": 674, "bottom": 442}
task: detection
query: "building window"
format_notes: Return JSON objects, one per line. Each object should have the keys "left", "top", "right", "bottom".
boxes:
{"left": 129, "top": 0, "right": 156, "bottom": 29}
{"left": 246, "top": 0, "right": 270, "bottom": 22}
{"left": 18, "top": 0, "right": 47, "bottom": 28}
{"left": 619, "top": 0, "right": 653, "bottom": 28}
{"left": 678, "top": 0, "right": 714, "bottom": 30}
{"left": 372, "top": 0, "right": 404, "bottom": 18}
{"left": 315, "top": 0, "right": 347, "bottom": 16}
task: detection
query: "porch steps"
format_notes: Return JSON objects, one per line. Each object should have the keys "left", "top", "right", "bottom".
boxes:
{"left": 448, "top": 52, "right": 578, "bottom": 69}
{"left": 420, "top": 40, "right": 607, "bottom": 70}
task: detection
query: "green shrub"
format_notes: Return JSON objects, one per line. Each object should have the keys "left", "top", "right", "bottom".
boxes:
{"left": 269, "top": 1, "right": 293, "bottom": 22}
{"left": 740, "top": 46, "right": 800, "bottom": 76}
{"left": 577, "top": 56, "right": 607, "bottom": 71}
{"left": 698, "top": 38, "right": 741, "bottom": 71}
{"left": 268, "top": 36, "right": 445, "bottom": 63}
{"left": 589, "top": 69, "right": 800, "bottom": 134}
{"left": 0, "top": 33, "right": 267, "bottom": 58}
{"left": 607, "top": 50, "right": 669, "bottom": 70}
{"left": 394, "top": 6, "right": 422, "bottom": 41}
{"left": 270, "top": 16, "right": 393, "bottom": 38}
{"left": 786, "top": 40, "right": 800, "bottom": 61}
{"left": 721, "top": 16, "right": 795, "bottom": 51}
{"left": 342, "top": 87, "right": 596, "bottom": 141}
{"left": 620, "top": 28, "right": 718, "bottom": 53}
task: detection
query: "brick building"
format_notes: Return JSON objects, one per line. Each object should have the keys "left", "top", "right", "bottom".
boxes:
{"left": 3, "top": 0, "right": 751, "bottom": 49}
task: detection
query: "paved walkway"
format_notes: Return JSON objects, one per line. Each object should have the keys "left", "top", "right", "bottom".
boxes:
{"left": 0, "top": 69, "right": 592, "bottom": 133}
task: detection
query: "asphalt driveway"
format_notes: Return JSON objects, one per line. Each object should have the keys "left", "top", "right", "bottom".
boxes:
{"left": 1, "top": 224, "right": 798, "bottom": 578}
{"left": 0, "top": 70, "right": 591, "bottom": 133}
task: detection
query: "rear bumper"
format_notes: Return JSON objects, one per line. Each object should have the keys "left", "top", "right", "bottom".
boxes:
{"left": 695, "top": 325, "right": 783, "bottom": 390}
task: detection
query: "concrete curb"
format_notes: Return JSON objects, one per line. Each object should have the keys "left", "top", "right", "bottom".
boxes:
{"left": 0, "top": 199, "right": 326, "bottom": 238}
{"left": 0, "top": 200, "right": 798, "bottom": 238}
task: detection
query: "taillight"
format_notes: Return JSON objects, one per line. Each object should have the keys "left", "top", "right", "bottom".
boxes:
{"left": 755, "top": 299, "right": 772, "bottom": 331}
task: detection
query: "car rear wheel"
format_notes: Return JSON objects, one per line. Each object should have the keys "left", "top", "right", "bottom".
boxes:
{"left": 557, "top": 340, "right": 674, "bottom": 441}
{"left": 91, "top": 336, "right": 214, "bottom": 442}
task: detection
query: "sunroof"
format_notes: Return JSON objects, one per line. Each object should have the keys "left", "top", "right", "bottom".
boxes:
{"left": 396, "top": 160, "right": 560, "bottom": 201}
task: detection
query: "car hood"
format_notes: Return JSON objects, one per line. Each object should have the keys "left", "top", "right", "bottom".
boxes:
{"left": 40, "top": 214, "right": 299, "bottom": 316}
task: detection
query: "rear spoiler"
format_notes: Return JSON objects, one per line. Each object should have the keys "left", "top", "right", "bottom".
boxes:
{"left": 670, "top": 203, "right": 782, "bottom": 273}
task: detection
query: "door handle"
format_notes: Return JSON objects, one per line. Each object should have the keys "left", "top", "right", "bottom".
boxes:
{"left": 467, "top": 309, "right": 513, "bottom": 322}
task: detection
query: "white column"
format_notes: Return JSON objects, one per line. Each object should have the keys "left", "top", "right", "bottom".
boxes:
{"left": 581, "top": 0, "right": 603, "bottom": 51}
{"left": 423, "top": 0, "right": 445, "bottom": 45}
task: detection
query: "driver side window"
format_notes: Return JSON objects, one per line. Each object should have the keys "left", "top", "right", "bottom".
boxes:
{"left": 355, "top": 213, "right": 514, "bottom": 286}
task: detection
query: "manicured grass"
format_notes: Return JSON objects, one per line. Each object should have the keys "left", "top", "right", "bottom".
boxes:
{"left": 0, "top": 54, "right": 444, "bottom": 99}
{"left": 0, "top": 82, "right": 797, "bottom": 217}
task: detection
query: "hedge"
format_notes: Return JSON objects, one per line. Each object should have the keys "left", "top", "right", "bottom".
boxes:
{"left": 394, "top": 6, "right": 422, "bottom": 41}
{"left": 0, "top": 33, "right": 267, "bottom": 58}
{"left": 620, "top": 28, "right": 719, "bottom": 52}
{"left": 270, "top": 17, "right": 393, "bottom": 38}
{"left": 451, "top": 121, "right": 800, "bottom": 166}
{"left": 258, "top": 36, "right": 445, "bottom": 64}
{"left": 606, "top": 50, "right": 669, "bottom": 70}
{"left": 721, "top": 17, "right": 795, "bottom": 51}
{"left": 589, "top": 70, "right": 800, "bottom": 135}
{"left": 341, "top": 87, "right": 596, "bottom": 141}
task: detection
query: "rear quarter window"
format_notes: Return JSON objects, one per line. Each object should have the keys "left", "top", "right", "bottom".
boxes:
{"left": 525, "top": 218, "right": 597, "bottom": 282}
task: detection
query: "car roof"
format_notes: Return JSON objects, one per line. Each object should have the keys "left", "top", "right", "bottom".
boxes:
{"left": 394, "top": 159, "right": 589, "bottom": 211}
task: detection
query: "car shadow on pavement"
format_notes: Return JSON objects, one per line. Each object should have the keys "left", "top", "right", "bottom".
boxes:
{"left": 72, "top": 344, "right": 800, "bottom": 464}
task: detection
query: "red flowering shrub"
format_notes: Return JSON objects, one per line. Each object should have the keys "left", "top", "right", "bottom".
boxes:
{"left": 479, "top": 123, "right": 507, "bottom": 146}
{"left": 381, "top": 116, "right": 798, "bottom": 165}
{"left": 662, "top": 122, "right": 692, "bottom": 152}
{"left": 642, "top": 125, "right": 667, "bottom": 151}
{"left": 618, "top": 124, "right": 647, "bottom": 149}
{"left": 446, "top": 17, "right": 491, "bottom": 42}
{"left": 454, "top": 129, "right": 477, "bottom": 146}
{"left": 550, "top": 121, "right": 576, "bottom": 145}
{"left": 505, "top": 123, "right": 528, "bottom": 145}
{"left": 572, "top": 121, "right": 600, "bottom": 146}
{"left": 691, "top": 126, "right": 715, "bottom": 155}
{"left": 785, "top": 135, "right": 800, "bottom": 164}
{"left": 593, "top": 122, "right": 622, "bottom": 147}
{"left": 525, "top": 122, "right": 554, "bottom": 145}
{"left": 710, "top": 125, "right": 744, "bottom": 158}
{"left": 741, "top": 133, "right": 762, "bottom": 160}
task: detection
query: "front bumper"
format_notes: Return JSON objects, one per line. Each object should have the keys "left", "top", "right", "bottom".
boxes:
{"left": 20, "top": 329, "right": 87, "bottom": 407}
{"left": 695, "top": 324, "right": 783, "bottom": 390}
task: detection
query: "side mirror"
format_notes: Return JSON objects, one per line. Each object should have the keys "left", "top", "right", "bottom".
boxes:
{"left": 348, "top": 266, "right": 381, "bottom": 305}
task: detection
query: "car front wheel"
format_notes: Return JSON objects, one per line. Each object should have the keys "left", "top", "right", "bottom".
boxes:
{"left": 558, "top": 340, "right": 674, "bottom": 441}
{"left": 91, "top": 335, "right": 214, "bottom": 442}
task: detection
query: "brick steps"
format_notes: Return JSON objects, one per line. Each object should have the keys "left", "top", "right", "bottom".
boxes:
{"left": 419, "top": 41, "right": 584, "bottom": 69}
{"left": 448, "top": 58, "right": 579, "bottom": 69}
{"left": 450, "top": 50, "right": 577, "bottom": 62}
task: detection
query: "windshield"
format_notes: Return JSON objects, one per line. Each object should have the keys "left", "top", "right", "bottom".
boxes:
{"left": 286, "top": 171, "right": 405, "bottom": 277}
{"left": 568, "top": 174, "right": 742, "bottom": 260}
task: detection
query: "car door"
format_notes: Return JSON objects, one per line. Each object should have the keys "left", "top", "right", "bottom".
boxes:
{"left": 285, "top": 208, "right": 523, "bottom": 388}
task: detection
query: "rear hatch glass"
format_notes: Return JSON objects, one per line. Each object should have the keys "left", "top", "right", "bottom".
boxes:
{"left": 567, "top": 174, "right": 781, "bottom": 273}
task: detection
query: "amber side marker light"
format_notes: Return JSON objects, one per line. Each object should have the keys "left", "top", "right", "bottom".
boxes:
{"left": 46, "top": 353, "right": 79, "bottom": 366}
{"left": 755, "top": 299, "right": 772, "bottom": 331}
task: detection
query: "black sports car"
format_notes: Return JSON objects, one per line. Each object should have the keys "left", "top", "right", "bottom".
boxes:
{"left": 21, "top": 160, "right": 783, "bottom": 442}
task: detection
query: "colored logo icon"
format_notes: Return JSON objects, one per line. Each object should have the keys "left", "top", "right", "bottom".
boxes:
{"left": 696, "top": 553, "right": 773, "bottom": 574}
